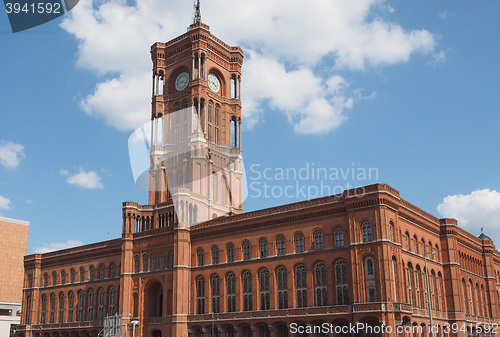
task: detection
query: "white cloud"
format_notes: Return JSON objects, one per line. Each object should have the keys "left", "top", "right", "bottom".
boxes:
{"left": 61, "top": 167, "right": 104, "bottom": 189}
{"left": 0, "top": 140, "right": 25, "bottom": 170}
{"left": 243, "top": 51, "right": 352, "bottom": 133}
{"left": 432, "top": 50, "right": 447, "bottom": 64}
{"left": 0, "top": 195, "right": 11, "bottom": 210}
{"left": 34, "top": 240, "right": 83, "bottom": 254}
{"left": 437, "top": 189, "right": 500, "bottom": 243}
{"left": 60, "top": 0, "right": 438, "bottom": 134}
{"left": 439, "top": 11, "right": 451, "bottom": 20}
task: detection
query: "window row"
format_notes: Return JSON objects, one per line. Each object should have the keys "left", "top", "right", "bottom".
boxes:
{"left": 195, "top": 223, "right": 374, "bottom": 267}
{"left": 32, "top": 263, "right": 118, "bottom": 288}
{"left": 461, "top": 278, "right": 491, "bottom": 318}
{"left": 404, "top": 263, "right": 445, "bottom": 313}
{"left": 459, "top": 251, "right": 484, "bottom": 277}
{"left": 26, "top": 287, "right": 117, "bottom": 325}
{"left": 402, "top": 231, "right": 440, "bottom": 261}
{"left": 134, "top": 251, "right": 174, "bottom": 273}
{"left": 195, "top": 258, "right": 377, "bottom": 314}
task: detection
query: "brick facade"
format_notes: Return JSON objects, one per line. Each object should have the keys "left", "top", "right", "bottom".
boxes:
{"left": 17, "top": 20, "right": 500, "bottom": 337}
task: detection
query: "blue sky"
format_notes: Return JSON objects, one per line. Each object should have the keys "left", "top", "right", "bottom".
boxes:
{"left": 1, "top": 0, "right": 499, "bottom": 253}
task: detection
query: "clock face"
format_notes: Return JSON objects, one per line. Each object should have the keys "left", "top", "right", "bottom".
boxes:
{"left": 175, "top": 72, "right": 189, "bottom": 91}
{"left": 208, "top": 73, "right": 221, "bottom": 93}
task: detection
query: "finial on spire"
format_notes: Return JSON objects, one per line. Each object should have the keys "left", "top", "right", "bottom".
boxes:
{"left": 481, "top": 227, "right": 484, "bottom": 234}
{"left": 193, "top": 0, "right": 202, "bottom": 24}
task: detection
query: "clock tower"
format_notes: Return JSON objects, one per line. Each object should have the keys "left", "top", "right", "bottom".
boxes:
{"left": 149, "top": 11, "right": 244, "bottom": 226}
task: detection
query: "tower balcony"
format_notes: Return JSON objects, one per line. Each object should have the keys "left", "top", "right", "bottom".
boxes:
{"left": 122, "top": 201, "right": 176, "bottom": 235}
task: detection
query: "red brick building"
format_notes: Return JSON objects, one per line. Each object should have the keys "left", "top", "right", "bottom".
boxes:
{"left": 17, "top": 15, "right": 500, "bottom": 337}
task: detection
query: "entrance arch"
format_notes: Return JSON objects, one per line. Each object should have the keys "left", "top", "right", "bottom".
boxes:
{"left": 144, "top": 280, "right": 163, "bottom": 317}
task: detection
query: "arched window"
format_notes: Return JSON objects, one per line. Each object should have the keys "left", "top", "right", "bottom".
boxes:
{"left": 406, "top": 265, "right": 413, "bottom": 305}
{"left": 480, "top": 285, "right": 486, "bottom": 317}
{"left": 221, "top": 175, "right": 227, "bottom": 205}
{"left": 227, "top": 244, "right": 234, "bottom": 262}
{"left": 151, "top": 254, "right": 157, "bottom": 271}
{"left": 215, "top": 104, "right": 220, "bottom": 144}
{"left": 49, "top": 293, "right": 56, "bottom": 323}
{"left": 437, "top": 274, "right": 443, "bottom": 311}
{"left": 212, "top": 174, "right": 216, "bottom": 202}
{"left": 461, "top": 280, "right": 468, "bottom": 314}
{"left": 160, "top": 252, "right": 166, "bottom": 270}
{"left": 97, "top": 288, "right": 105, "bottom": 321}
{"left": 365, "top": 257, "right": 376, "bottom": 302}
{"left": 99, "top": 265, "right": 105, "bottom": 279}
{"left": 314, "top": 262, "right": 327, "bottom": 306}
{"left": 50, "top": 294, "right": 56, "bottom": 323}
{"left": 196, "top": 276, "right": 205, "bottom": 314}
{"left": 89, "top": 265, "right": 95, "bottom": 281}
{"left": 143, "top": 255, "right": 149, "bottom": 272}
{"left": 295, "top": 233, "right": 304, "bottom": 253}
{"left": 110, "top": 263, "right": 116, "bottom": 278}
{"left": 468, "top": 280, "right": 474, "bottom": 315}
{"left": 430, "top": 273, "right": 436, "bottom": 310}
{"left": 87, "top": 289, "right": 94, "bottom": 321}
{"left": 334, "top": 228, "right": 344, "bottom": 247}
{"left": 421, "top": 239, "right": 425, "bottom": 257}
{"left": 389, "top": 222, "right": 394, "bottom": 242}
{"left": 109, "top": 287, "right": 116, "bottom": 315}
{"left": 58, "top": 293, "right": 65, "bottom": 323}
{"left": 415, "top": 267, "right": 422, "bottom": 308}
{"left": 475, "top": 284, "right": 481, "bottom": 317}
{"left": 242, "top": 271, "right": 252, "bottom": 311}
{"left": 314, "top": 231, "right": 324, "bottom": 250}
{"left": 77, "top": 291, "right": 84, "bottom": 322}
{"left": 295, "top": 265, "right": 307, "bottom": 308}
{"left": 212, "top": 246, "right": 219, "bottom": 265}
{"left": 52, "top": 272, "right": 57, "bottom": 286}
{"left": 43, "top": 273, "right": 48, "bottom": 287}
{"left": 391, "top": 258, "right": 397, "bottom": 302}
{"left": 278, "top": 325, "right": 288, "bottom": 337}
{"left": 25, "top": 296, "right": 31, "bottom": 324}
{"left": 67, "top": 291, "right": 74, "bottom": 323}
{"left": 243, "top": 242, "right": 251, "bottom": 260}
{"left": 208, "top": 101, "right": 213, "bottom": 142}
{"left": 404, "top": 232, "right": 409, "bottom": 250}
{"left": 61, "top": 270, "right": 66, "bottom": 285}
{"left": 259, "top": 269, "right": 270, "bottom": 310}
{"left": 361, "top": 221, "right": 373, "bottom": 242}
{"left": 183, "top": 100, "right": 188, "bottom": 138}
{"left": 41, "top": 295, "right": 47, "bottom": 324}
{"left": 168, "top": 251, "right": 174, "bottom": 268}
{"left": 413, "top": 236, "right": 418, "bottom": 254}
{"left": 211, "top": 275, "right": 220, "bottom": 313}
{"left": 80, "top": 267, "right": 85, "bottom": 282}
{"left": 277, "top": 267, "right": 288, "bottom": 309}
{"left": 134, "top": 256, "right": 140, "bottom": 273}
{"left": 276, "top": 236, "right": 286, "bottom": 255}
{"left": 197, "top": 249, "right": 204, "bottom": 266}
{"left": 259, "top": 239, "right": 268, "bottom": 258}
{"left": 335, "top": 260, "right": 348, "bottom": 305}
{"left": 226, "top": 273, "right": 236, "bottom": 312}
{"left": 260, "top": 326, "right": 271, "bottom": 337}
{"left": 434, "top": 245, "right": 439, "bottom": 261}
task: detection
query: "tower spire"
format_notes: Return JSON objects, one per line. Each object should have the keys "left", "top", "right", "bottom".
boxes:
{"left": 193, "top": 0, "right": 202, "bottom": 24}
